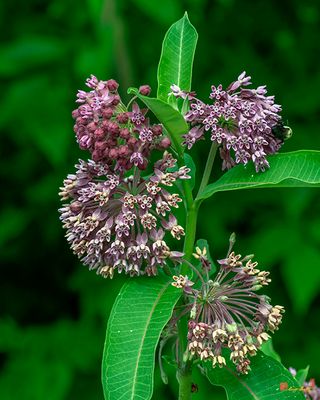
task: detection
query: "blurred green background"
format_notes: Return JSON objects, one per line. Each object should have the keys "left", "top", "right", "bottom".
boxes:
{"left": 1, "top": 0, "right": 320, "bottom": 399}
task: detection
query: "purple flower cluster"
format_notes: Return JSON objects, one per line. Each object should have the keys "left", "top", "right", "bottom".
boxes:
{"left": 176, "top": 72, "right": 283, "bottom": 172}
{"left": 59, "top": 152, "right": 190, "bottom": 277}
{"left": 172, "top": 242, "right": 284, "bottom": 374}
{"left": 73, "top": 75, "right": 170, "bottom": 171}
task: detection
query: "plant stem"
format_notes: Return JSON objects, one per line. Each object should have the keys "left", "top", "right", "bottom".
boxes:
{"left": 196, "top": 142, "right": 218, "bottom": 199}
{"left": 181, "top": 202, "right": 199, "bottom": 272}
{"left": 177, "top": 143, "right": 217, "bottom": 398}
{"left": 177, "top": 177, "right": 199, "bottom": 399}
{"left": 177, "top": 361, "right": 193, "bottom": 400}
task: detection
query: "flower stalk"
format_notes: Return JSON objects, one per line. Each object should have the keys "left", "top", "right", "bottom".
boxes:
{"left": 196, "top": 142, "right": 218, "bottom": 199}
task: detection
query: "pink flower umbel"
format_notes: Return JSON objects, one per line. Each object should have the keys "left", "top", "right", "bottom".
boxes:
{"left": 59, "top": 152, "right": 190, "bottom": 277}
{"left": 171, "top": 236, "right": 285, "bottom": 374}
{"left": 73, "top": 76, "right": 169, "bottom": 171}
{"left": 179, "top": 72, "right": 287, "bottom": 172}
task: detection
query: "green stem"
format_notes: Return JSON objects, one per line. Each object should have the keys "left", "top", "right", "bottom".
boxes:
{"left": 177, "top": 171, "right": 199, "bottom": 399}
{"left": 126, "top": 95, "right": 137, "bottom": 110}
{"left": 196, "top": 142, "right": 218, "bottom": 199}
{"left": 176, "top": 143, "right": 219, "bottom": 399}
{"left": 181, "top": 202, "right": 199, "bottom": 272}
{"left": 177, "top": 361, "right": 193, "bottom": 400}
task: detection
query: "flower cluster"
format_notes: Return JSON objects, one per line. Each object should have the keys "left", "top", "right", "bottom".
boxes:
{"left": 73, "top": 75, "right": 170, "bottom": 170}
{"left": 172, "top": 240, "right": 284, "bottom": 374}
{"left": 173, "top": 72, "right": 284, "bottom": 172}
{"left": 59, "top": 152, "right": 190, "bottom": 277}
{"left": 288, "top": 368, "right": 320, "bottom": 399}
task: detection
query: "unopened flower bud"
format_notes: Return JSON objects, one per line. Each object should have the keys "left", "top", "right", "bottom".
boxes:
{"left": 159, "top": 137, "right": 171, "bottom": 149}
{"left": 139, "top": 85, "right": 151, "bottom": 96}
{"left": 106, "top": 79, "right": 119, "bottom": 91}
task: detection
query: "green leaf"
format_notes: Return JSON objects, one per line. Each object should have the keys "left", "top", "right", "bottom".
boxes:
{"left": 157, "top": 12, "right": 198, "bottom": 102}
{"left": 198, "top": 151, "right": 320, "bottom": 200}
{"left": 128, "top": 88, "right": 188, "bottom": 156}
{"left": 260, "top": 339, "right": 281, "bottom": 363}
{"left": 102, "top": 276, "right": 180, "bottom": 400}
{"left": 203, "top": 352, "right": 305, "bottom": 400}
{"left": 295, "top": 366, "right": 309, "bottom": 386}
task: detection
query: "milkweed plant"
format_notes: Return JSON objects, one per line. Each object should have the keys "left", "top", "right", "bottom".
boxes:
{"left": 59, "top": 13, "right": 320, "bottom": 400}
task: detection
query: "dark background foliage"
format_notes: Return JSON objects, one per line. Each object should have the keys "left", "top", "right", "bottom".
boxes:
{"left": 1, "top": 0, "right": 319, "bottom": 399}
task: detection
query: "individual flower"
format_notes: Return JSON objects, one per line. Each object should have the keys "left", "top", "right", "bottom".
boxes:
{"left": 178, "top": 72, "right": 286, "bottom": 172}
{"left": 169, "top": 84, "right": 196, "bottom": 100}
{"left": 172, "top": 237, "right": 284, "bottom": 374}
{"left": 72, "top": 75, "right": 169, "bottom": 170}
{"left": 59, "top": 152, "right": 190, "bottom": 278}
{"left": 193, "top": 246, "right": 211, "bottom": 271}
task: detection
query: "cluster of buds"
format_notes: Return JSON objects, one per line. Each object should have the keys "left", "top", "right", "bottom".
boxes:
{"left": 171, "top": 72, "right": 285, "bottom": 172}
{"left": 59, "top": 152, "right": 190, "bottom": 277}
{"left": 172, "top": 238, "right": 284, "bottom": 374}
{"left": 73, "top": 76, "right": 170, "bottom": 170}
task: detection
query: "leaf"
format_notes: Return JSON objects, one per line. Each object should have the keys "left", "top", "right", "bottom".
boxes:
{"left": 260, "top": 339, "right": 281, "bottom": 363}
{"left": 198, "top": 151, "right": 320, "bottom": 200}
{"left": 128, "top": 88, "right": 188, "bottom": 156}
{"left": 295, "top": 366, "right": 309, "bottom": 386}
{"left": 102, "top": 276, "right": 180, "bottom": 400}
{"left": 203, "top": 352, "right": 305, "bottom": 399}
{"left": 157, "top": 12, "right": 198, "bottom": 102}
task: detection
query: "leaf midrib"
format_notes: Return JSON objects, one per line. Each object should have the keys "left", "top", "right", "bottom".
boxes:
{"left": 201, "top": 177, "right": 316, "bottom": 197}
{"left": 176, "top": 17, "right": 185, "bottom": 90}
{"left": 130, "top": 282, "right": 170, "bottom": 400}
{"left": 226, "top": 367, "right": 259, "bottom": 400}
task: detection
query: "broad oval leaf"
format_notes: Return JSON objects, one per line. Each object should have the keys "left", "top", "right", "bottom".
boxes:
{"left": 128, "top": 88, "right": 188, "bottom": 156}
{"left": 203, "top": 352, "right": 305, "bottom": 400}
{"left": 157, "top": 12, "right": 198, "bottom": 102}
{"left": 102, "top": 276, "right": 180, "bottom": 400}
{"left": 198, "top": 151, "right": 320, "bottom": 200}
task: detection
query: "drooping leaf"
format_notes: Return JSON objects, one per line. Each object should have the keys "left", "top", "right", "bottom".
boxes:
{"left": 295, "top": 366, "right": 309, "bottom": 386}
{"left": 128, "top": 88, "right": 188, "bottom": 156}
{"left": 102, "top": 276, "right": 180, "bottom": 400}
{"left": 198, "top": 151, "right": 320, "bottom": 200}
{"left": 157, "top": 12, "right": 198, "bottom": 102}
{"left": 203, "top": 351, "right": 305, "bottom": 399}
